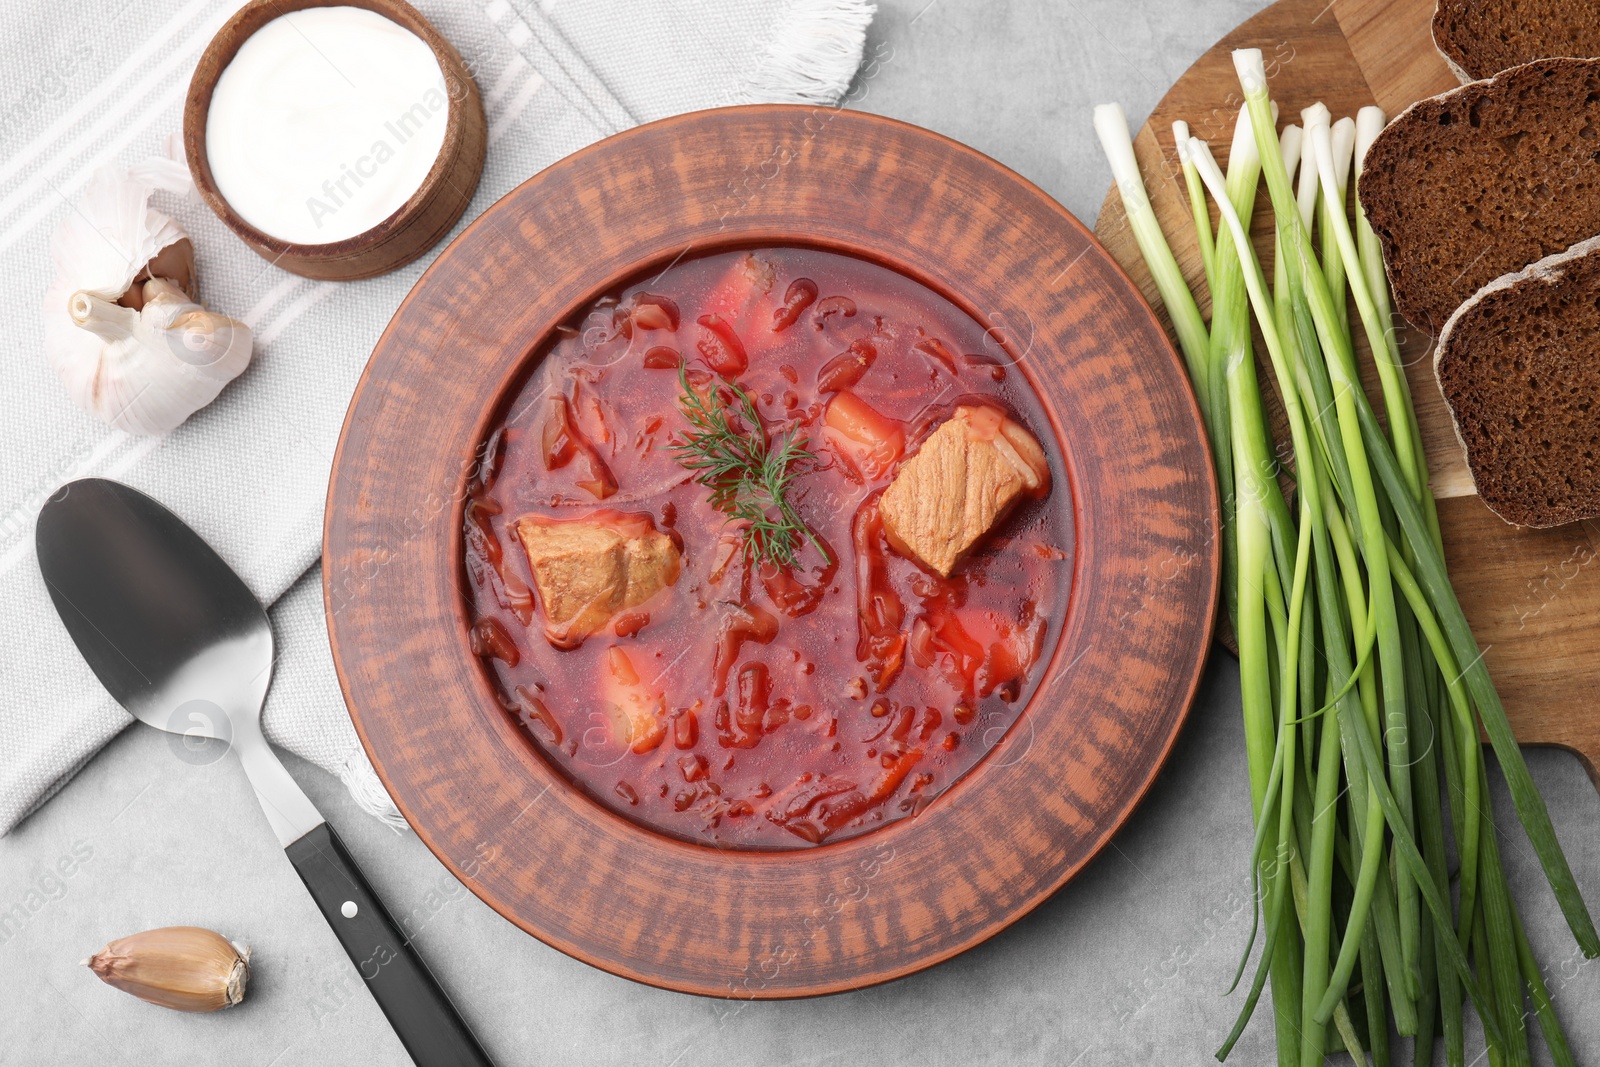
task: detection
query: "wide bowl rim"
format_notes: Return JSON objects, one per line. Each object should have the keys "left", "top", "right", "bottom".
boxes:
{"left": 324, "top": 103, "right": 1219, "bottom": 998}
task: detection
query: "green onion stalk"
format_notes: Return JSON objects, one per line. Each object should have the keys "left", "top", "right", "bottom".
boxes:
{"left": 1188, "top": 135, "right": 1332, "bottom": 1066}
{"left": 1095, "top": 46, "right": 1597, "bottom": 1067}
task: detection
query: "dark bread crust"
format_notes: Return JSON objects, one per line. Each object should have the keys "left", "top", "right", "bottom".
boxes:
{"left": 1359, "top": 57, "right": 1600, "bottom": 335}
{"left": 1433, "top": 0, "right": 1600, "bottom": 82}
{"left": 1435, "top": 234, "right": 1600, "bottom": 527}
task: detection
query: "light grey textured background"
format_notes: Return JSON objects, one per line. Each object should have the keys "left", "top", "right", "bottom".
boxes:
{"left": 4, "top": 1, "right": 1599, "bottom": 1065}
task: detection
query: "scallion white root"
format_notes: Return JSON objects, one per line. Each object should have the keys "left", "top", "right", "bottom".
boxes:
{"left": 1093, "top": 103, "right": 1210, "bottom": 386}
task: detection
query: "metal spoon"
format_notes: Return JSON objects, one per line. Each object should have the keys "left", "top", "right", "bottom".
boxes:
{"left": 37, "top": 478, "right": 493, "bottom": 1067}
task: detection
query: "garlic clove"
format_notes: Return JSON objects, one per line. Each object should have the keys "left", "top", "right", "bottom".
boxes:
{"left": 84, "top": 926, "right": 250, "bottom": 1013}
{"left": 120, "top": 237, "right": 197, "bottom": 311}
{"left": 138, "top": 278, "right": 254, "bottom": 377}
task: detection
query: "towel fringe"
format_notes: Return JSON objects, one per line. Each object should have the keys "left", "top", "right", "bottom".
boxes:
{"left": 738, "top": 0, "right": 877, "bottom": 106}
{"left": 336, "top": 748, "right": 409, "bottom": 834}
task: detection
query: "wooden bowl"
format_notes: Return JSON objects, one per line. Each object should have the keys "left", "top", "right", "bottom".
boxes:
{"left": 324, "top": 106, "right": 1219, "bottom": 996}
{"left": 183, "top": 0, "right": 486, "bottom": 281}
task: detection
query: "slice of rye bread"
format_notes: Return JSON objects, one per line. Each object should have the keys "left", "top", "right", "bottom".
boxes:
{"left": 1359, "top": 57, "right": 1600, "bottom": 335}
{"left": 1433, "top": 0, "right": 1600, "bottom": 83}
{"left": 1434, "top": 233, "right": 1600, "bottom": 527}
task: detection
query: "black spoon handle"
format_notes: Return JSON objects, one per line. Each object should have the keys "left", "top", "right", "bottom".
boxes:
{"left": 286, "top": 822, "right": 495, "bottom": 1067}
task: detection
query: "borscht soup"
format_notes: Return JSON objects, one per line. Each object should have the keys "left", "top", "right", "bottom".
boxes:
{"left": 462, "top": 247, "right": 1072, "bottom": 848}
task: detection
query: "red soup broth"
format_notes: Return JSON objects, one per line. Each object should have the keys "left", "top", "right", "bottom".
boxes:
{"left": 463, "top": 247, "right": 1072, "bottom": 849}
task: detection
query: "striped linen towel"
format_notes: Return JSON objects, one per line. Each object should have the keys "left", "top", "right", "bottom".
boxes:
{"left": 0, "top": 0, "right": 875, "bottom": 834}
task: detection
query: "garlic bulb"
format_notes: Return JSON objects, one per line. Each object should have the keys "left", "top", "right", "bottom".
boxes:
{"left": 59, "top": 278, "right": 253, "bottom": 436}
{"left": 84, "top": 926, "right": 250, "bottom": 1012}
{"left": 43, "top": 156, "right": 252, "bottom": 435}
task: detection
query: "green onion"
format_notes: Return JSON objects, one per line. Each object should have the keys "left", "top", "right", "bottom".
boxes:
{"left": 1174, "top": 121, "right": 1218, "bottom": 296}
{"left": 1093, "top": 104, "right": 1211, "bottom": 392}
{"left": 1095, "top": 46, "right": 1597, "bottom": 1067}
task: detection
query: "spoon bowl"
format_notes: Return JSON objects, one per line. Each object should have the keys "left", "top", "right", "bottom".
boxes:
{"left": 35, "top": 478, "right": 317, "bottom": 842}
{"left": 36, "top": 480, "right": 271, "bottom": 730}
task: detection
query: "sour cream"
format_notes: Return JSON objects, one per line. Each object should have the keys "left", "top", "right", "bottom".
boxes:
{"left": 205, "top": 6, "right": 449, "bottom": 245}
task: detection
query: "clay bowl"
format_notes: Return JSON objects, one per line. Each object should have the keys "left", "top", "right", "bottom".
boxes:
{"left": 183, "top": 0, "right": 486, "bottom": 281}
{"left": 324, "top": 106, "right": 1219, "bottom": 997}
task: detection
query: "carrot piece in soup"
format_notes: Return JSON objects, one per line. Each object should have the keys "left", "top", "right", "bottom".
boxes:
{"left": 602, "top": 646, "right": 667, "bottom": 753}
{"left": 823, "top": 390, "right": 904, "bottom": 482}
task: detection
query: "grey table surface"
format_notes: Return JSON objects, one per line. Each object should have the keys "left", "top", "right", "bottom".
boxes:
{"left": 4, "top": 1, "right": 1599, "bottom": 1064}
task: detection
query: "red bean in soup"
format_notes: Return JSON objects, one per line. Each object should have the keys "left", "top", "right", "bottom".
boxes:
{"left": 463, "top": 247, "right": 1072, "bottom": 849}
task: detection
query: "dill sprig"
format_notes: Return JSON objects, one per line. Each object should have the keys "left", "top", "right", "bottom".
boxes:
{"left": 670, "top": 363, "right": 829, "bottom": 569}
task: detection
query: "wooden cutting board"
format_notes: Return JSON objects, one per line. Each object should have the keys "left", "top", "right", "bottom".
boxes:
{"left": 1094, "top": 0, "right": 1600, "bottom": 790}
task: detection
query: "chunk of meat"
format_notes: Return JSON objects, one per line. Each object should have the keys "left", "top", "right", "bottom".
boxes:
{"left": 515, "top": 511, "right": 680, "bottom": 648}
{"left": 878, "top": 404, "right": 1050, "bottom": 577}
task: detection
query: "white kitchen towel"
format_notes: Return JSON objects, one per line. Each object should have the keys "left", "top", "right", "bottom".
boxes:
{"left": 0, "top": 0, "right": 875, "bottom": 835}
